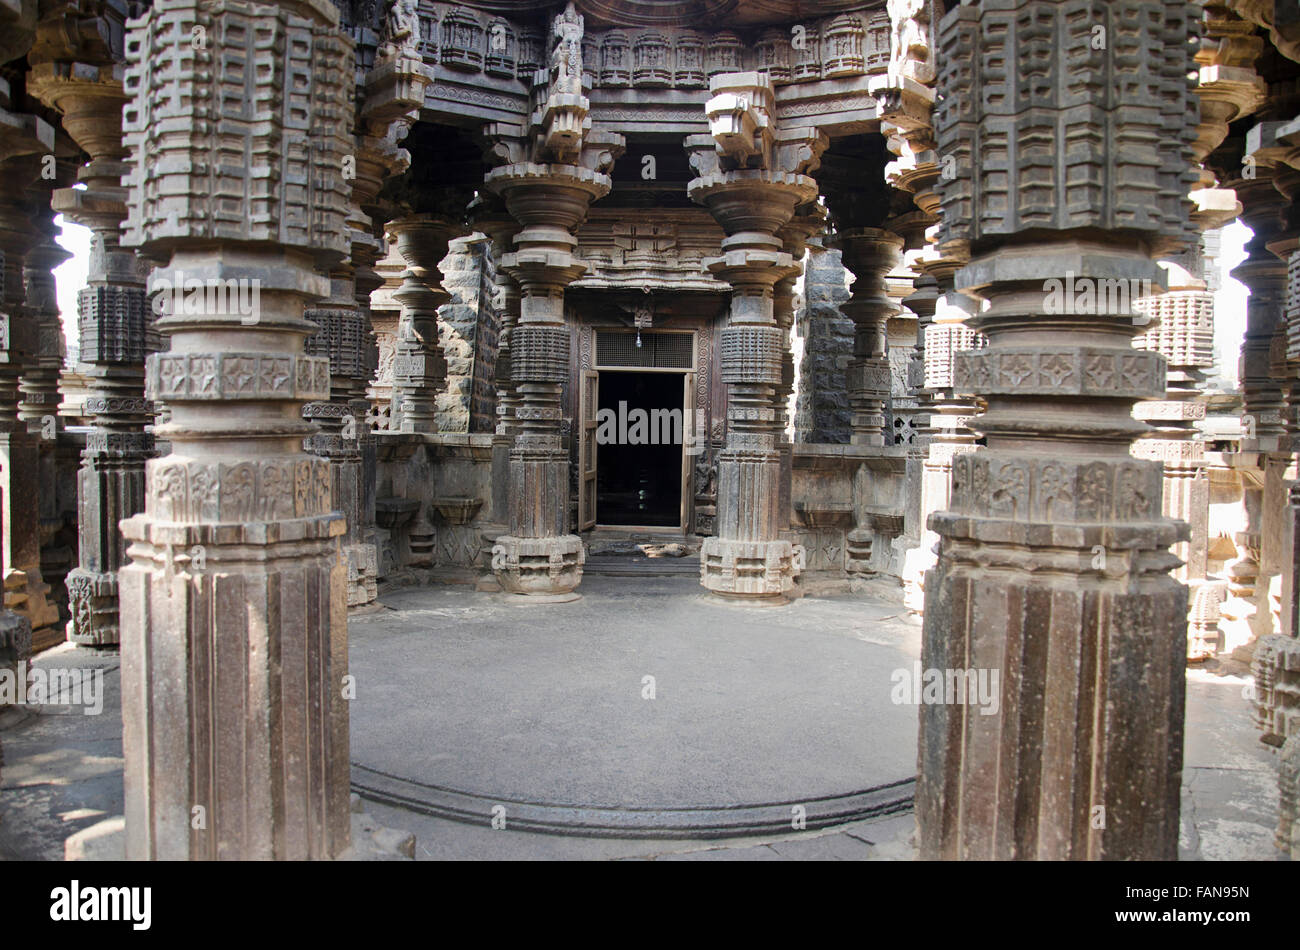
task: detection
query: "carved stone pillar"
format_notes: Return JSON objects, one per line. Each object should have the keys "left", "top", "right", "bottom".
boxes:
{"left": 388, "top": 216, "right": 457, "bottom": 435}
{"left": 21, "top": 223, "right": 71, "bottom": 643}
{"left": 833, "top": 228, "right": 904, "bottom": 446}
{"left": 118, "top": 0, "right": 353, "bottom": 859}
{"left": 919, "top": 0, "right": 1198, "bottom": 859}
{"left": 18, "top": 234, "right": 68, "bottom": 433}
{"left": 30, "top": 26, "right": 153, "bottom": 646}
{"left": 304, "top": 259, "right": 377, "bottom": 607}
{"left": 485, "top": 164, "right": 607, "bottom": 598}
{"left": 686, "top": 72, "right": 825, "bottom": 603}
{"left": 0, "top": 147, "right": 60, "bottom": 640}
{"left": 1133, "top": 262, "right": 1216, "bottom": 658}
{"left": 473, "top": 203, "right": 523, "bottom": 527}
{"left": 902, "top": 250, "right": 984, "bottom": 611}
{"left": 1232, "top": 177, "right": 1289, "bottom": 646}
{"left": 774, "top": 206, "right": 824, "bottom": 528}
{"left": 479, "top": 3, "right": 621, "bottom": 599}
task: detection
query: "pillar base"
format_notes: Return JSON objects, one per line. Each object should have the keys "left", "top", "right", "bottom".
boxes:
{"left": 120, "top": 512, "right": 349, "bottom": 860}
{"left": 345, "top": 542, "right": 378, "bottom": 608}
{"left": 700, "top": 537, "right": 803, "bottom": 604}
{"left": 3, "top": 568, "right": 59, "bottom": 636}
{"left": 1253, "top": 633, "right": 1300, "bottom": 746}
{"left": 491, "top": 535, "right": 584, "bottom": 597}
{"left": 66, "top": 568, "right": 120, "bottom": 647}
{"left": 920, "top": 508, "right": 1188, "bottom": 860}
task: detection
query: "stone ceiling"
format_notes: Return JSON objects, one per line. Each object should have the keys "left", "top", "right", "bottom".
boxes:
{"left": 458, "top": 0, "right": 884, "bottom": 29}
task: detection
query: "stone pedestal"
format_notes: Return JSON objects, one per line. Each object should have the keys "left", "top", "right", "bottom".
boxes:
{"left": 118, "top": 0, "right": 353, "bottom": 860}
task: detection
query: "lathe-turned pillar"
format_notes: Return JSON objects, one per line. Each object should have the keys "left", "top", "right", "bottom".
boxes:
{"left": 686, "top": 72, "right": 826, "bottom": 603}
{"left": 30, "top": 28, "right": 153, "bottom": 646}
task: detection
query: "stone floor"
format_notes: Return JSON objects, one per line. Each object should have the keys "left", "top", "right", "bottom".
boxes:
{"left": 0, "top": 573, "right": 1287, "bottom": 860}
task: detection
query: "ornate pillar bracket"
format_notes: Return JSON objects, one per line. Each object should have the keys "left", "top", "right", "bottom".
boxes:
{"left": 686, "top": 71, "right": 825, "bottom": 603}
{"left": 919, "top": 0, "right": 1198, "bottom": 860}
{"left": 118, "top": 0, "right": 354, "bottom": 860}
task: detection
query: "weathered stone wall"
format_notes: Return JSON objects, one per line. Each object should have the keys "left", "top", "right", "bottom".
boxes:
{"left": 436, "top": 235, "right": 501, "bottom": 434}
{"left": 794, "top": 244, "right": 852, "bottom": 443}
{"left": 373, "top": 432, "right": 498, "bottom": 585}
{"left": 788, "top": 444, "right": 909, "bottom": 579}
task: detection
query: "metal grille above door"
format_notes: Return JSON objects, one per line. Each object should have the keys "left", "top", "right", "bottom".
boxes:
{"left": 595, "top": 331, "right": 693, "bottom": 369}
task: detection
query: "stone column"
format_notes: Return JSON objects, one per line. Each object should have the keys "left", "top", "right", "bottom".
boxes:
{"left": 474, "top": 203, "right": 523, "bottom": 526}
{"left": 793, "top": 242, "right": 852, "bottom": 443}
{"left": 304, "top": 254, "right": 378, "bottom": 607}
{"left": 1133, "top": 263, "right": 1216, "bottom": 657}
{"left": 485, "top": 164, "right": 607, "bottom": 599}
{"left": 20, "top": 225, "right": 71, "bottom": 644}
{"left": 1231, "top": 177, "right": 1289, "bottom": 646}
{"left": 833, "top": 229, "right": 904, "bottom": 446}
{"left": 388, "top": 216, "right": 459, "bottom": 435}
{"left": 919, "top": 0, "right": 1198, "bottom": 860}
{"left": 774, "top": 206, "right": 824, "bottom": 527}
{"left": 686, "top": 73, "right": 825, "bottom": 603}
{"left": 901, "top": 250, "right": 985, "bottom": 611}
{"left": 0, "top": 145, "right": 60, "bottom": 640}
{"left": 30, "top": 41, "right": 153, "bottom": 647}
{"left": 17, "top": 233, "right": 69, "bottom": 434}
{"left": 118, "top": 0, "right": 353, "bottom": 860}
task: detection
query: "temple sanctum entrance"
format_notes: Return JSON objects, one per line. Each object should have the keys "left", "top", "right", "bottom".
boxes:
{"left": 579, "top": 329, "right": 699, "bottom": 533}
{"left": 595, "top": 370, "right": 688, "bottom": 529}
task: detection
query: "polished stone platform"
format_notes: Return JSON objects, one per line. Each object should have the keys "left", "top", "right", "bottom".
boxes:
{"left": 348, "top": 574, "right": 921, "bottom": 836}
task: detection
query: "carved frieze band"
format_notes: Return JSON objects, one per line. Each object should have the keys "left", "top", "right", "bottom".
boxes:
{"left": 147, "top": 352, "right": 331, "bottom": 402}
{"left": 953, "top": 348, "right": 1164, "bottom": 399}
{"left": 417, "top": 2, "right": 888, "bottom": 91}
{"left": 511, "top": 325, "right": 570, "bottom": 383}
{"left": 719, "top": 325, "right": 783, "bottom": 385}
{"left": 148, "top": 455, "right": 334, "bottom": 523}
{"left": 950, "top": 453, "right": 1165, "bottom": 524}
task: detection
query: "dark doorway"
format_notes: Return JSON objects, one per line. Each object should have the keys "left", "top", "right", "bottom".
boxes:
{"left": 596, "top": 370, "right": 683, "bottom": 528}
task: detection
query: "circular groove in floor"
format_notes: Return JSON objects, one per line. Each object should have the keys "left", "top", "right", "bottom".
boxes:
{"left": 352, "top": 763, "right": 916, "bottom": 839}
